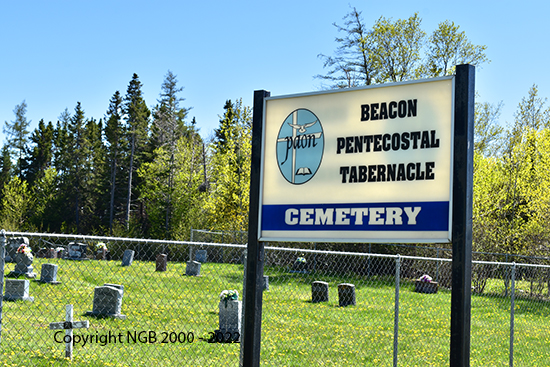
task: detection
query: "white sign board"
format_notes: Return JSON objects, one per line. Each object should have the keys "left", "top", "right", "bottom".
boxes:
{"left": 259, "top": 77, "right": 454, "bottom": 243}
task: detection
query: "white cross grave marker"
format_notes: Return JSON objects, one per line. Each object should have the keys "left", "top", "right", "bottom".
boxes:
{"left": 49, "top": 304, "right": 89, "bottom": 359}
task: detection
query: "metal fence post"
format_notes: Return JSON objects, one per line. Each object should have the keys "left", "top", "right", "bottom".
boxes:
{"left": 509, "top": 263, "right": 516, "bottom": 367}
{"left": 0, "top": 229, "right": 6, "bottom": 344}
{"left": 393, "top": 255, "right": 401, "bottom": 367}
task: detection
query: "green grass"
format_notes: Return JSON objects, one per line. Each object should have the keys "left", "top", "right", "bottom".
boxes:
{"left": 1, "top": 259, "right": 549, "bottom": 366}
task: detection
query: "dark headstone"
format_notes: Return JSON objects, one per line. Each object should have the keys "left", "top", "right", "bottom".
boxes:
{"left": 338, "top": 283, "right": 356, "bottom": 307}
{"left": 156, "top": 254, "right": 167, "bottom": 272}
{"left": 312, "top": 281, "right": 329, "bottom": 303}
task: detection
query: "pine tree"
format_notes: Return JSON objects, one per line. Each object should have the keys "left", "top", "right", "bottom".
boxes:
{"left": 25, "top": 119, "right": 55, "bottom": 185}
{"left": 124, "top": 73, "right": 151, "bottom": 231}
{"left": 3, "top": 100, "right": 31, "bottom": 178}
{"left": 105, "top": 91, "right": 126, "bottom": 234}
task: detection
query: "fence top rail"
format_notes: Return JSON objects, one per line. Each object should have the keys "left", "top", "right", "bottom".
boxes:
{"left": 5, "top": 231, "right": 550, "bottom": 270}
{"left": 3, "top": 231, "right": 247, "bottom": 250}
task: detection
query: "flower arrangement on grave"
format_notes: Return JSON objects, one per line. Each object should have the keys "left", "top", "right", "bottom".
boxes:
{"left": 418, "top": 274, "right": 433, "bottom": 283}
{"left": 96, "top": 242, "right": 108, "bottom": 251}
{"left": 296, "top": 257, "right": 306, "bottom": 264}
{"left": 16, "top": 244, "right": 33, "bottom": 259}
{"left": 219, "top": 290, "right": 239, "bottom": 307}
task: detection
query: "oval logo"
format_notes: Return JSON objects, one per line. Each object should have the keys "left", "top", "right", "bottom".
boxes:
{"left": 276, "top": 109, "right": 324, "bottom": 184}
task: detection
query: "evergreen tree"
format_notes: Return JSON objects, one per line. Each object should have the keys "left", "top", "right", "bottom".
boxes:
{"left": 123, "top": 73, "right": 151, "bottom": 231}
{"left": 25, "top": 119, "right": 55, "bottom": 185}
{"left": 3, "top": 100, "right": 31, "bottom": 178}
{"left": 105, "top": 91, "right": 126, "bottom": 234}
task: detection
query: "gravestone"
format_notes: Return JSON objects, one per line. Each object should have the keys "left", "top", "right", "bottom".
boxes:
{"left": 39, "top": 263, "right": 60, "bottom": 284}
{"left": 5, "top": 237, "right": 29, "bottom": 262}
{"left": 185, "top": 261, "right": 201, "bottom": 276}
{"left": 218, "top": 299, "right": 242, "bottom": 341}
{"left": 312, "top": 281, "right": 329, "bottom": 303}
{"left": 49, "top": 304, "right": 89, "bottom": 360}
{"left": 4, "top": 279, "right": 34, "bottom": 301}
{"left": 121, "top": 250, "right": 135, "bottom": 266}
{"left": 66, "top": 242, "right": 88, "bottom": 260}
{"left": 86, "top": 284, "right": 126, "bottom": 319}
{"left": 96, "top": 248, "right": 107, "bottom": 260}
{"left": 156, "top": 254, "right": 167, "bottom": 272}
{"left": 263, "top": 276, "right": 269, "bottom": 291}
{"left": 195, "top": 249, "right": 207, "bottom": 263}
{"left": 338, "top": 283, "right": 356, "bottom": 307}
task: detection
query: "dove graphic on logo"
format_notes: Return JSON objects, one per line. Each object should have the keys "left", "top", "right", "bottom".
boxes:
{"left": 276, "top": 109, "right": 324, "bottom": 184}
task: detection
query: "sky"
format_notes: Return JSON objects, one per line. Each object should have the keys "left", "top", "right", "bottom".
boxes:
{"left": 1, "top": 0, "right": 549, "bottom": 143}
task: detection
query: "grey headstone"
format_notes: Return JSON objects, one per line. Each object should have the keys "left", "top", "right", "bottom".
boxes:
{"left": 40, "top": 263, "right": 60, "bottom": 284}
{"left": 185, "top": 261, "right": 201, "bottom": 276}
{"left": 4, "top": 279, "right": 34, "bottom": 301}
{"left": 338, "top": 283, "right": 356, "bottom": 307}
{"left": 312, "top": 281, "right": 329, "bottom": 303}
{"left": 88, "top": 285, "right": 125, "bottom": 319}
{"left": 156, "top": 254, "right": 167, "bottom": 272}
{"left": 219, "top": 300, "right": 242, "bottom": 335}
{"left": 195, "top": 250, "right": 207, "bottom": 263}
{"left": 121, "top": 250, "right": 135, "bottom": 266}
{"left": 67, "top": 242, "right": 88, "bottom": 260}
{"left": 6, "top": 237, "right": 29, "bottom": 262}
{"left": 263, "top": 276, "right": 269, "bottom": 291}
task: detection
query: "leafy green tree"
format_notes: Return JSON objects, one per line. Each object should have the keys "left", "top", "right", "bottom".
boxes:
{"left": 3, "top": 100, "right": 31, "bottom": 178}
{"left": 475, "top": 99, "right": 504, "bottom": 156}
{"left": 204, "top": 99, "right": 252, "bottom": 232}
{"left": 317, "top": 8, "right": 489, "bottom": 87}
{"left": 371, "top": 13, "right": 425, "bottom": 82}
{"left": 424, "top": 20, "right": 489, "bottom": 77}
{"left": 0, "top": 176, "right": 32, "bottom": 231}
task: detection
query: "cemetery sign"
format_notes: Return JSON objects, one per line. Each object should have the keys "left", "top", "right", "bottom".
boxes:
{"left": 259, "top": 77, "right": 454, "bottom": 243}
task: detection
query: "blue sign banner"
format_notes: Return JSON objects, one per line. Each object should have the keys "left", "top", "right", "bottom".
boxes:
{"left": 261, "top": 201, "right": 449, "bottom": 232}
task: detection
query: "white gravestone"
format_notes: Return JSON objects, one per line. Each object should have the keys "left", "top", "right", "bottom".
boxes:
{"left": 218, "top": 300, "right": 242, "bottom": 342}
{"left": 4, "top": 279, "right": 34, "bottom": 302}
{"left": 49, "top": 304, "right": 89, "bottom": 360}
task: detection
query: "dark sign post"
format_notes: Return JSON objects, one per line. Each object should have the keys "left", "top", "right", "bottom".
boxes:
{"left": 241, "top": 90, "right": 270, "bottom": 367}
{"left": 450, "top": 64, "right": 475, "bottom": 367}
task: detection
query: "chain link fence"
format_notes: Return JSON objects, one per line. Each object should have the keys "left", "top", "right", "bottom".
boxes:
{"left": 1, "top": 231, "right": 549, "bottom": 366}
